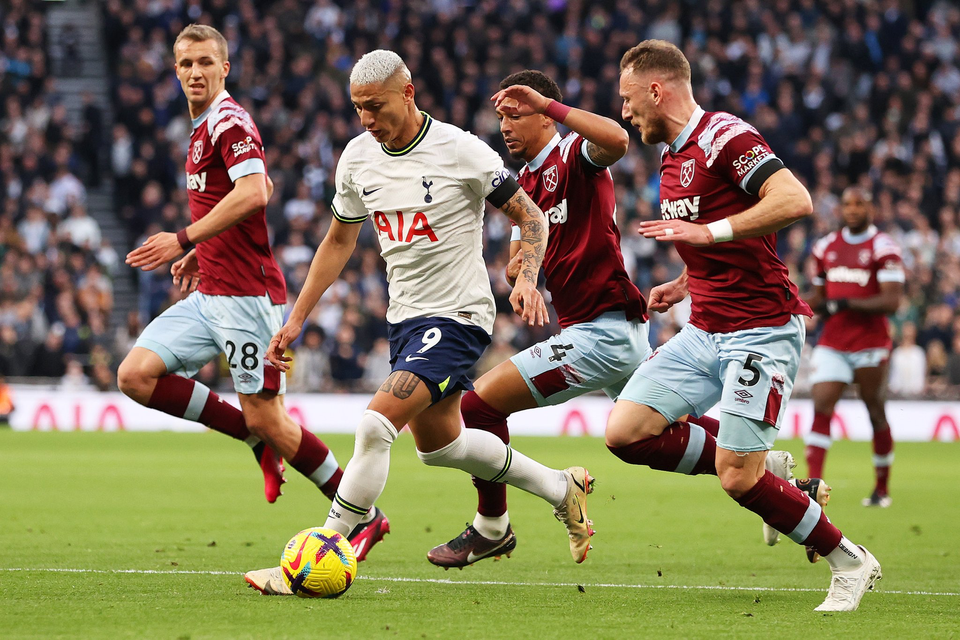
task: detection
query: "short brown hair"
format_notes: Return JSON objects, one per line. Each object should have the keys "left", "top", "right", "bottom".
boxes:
{"left": 620, "top": 40, "right": 690, "bottom": 82}
{"left": 173, "top": 24, "right": 228, "bottom": 62}
{"left": 500, "top": 70, "right": 562, "bottom": 103}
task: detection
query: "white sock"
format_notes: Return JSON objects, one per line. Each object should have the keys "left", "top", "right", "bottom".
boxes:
{"left": 417, "top": 428, "right": 567, "bottom": 507}
{"left": 323, "top": 410, "right": 398, "bottom": 537}
{"left": 473, "top": 511, "right": 510, "bottom": 540}
{"left": 825, "top": 536, "right": 865, "bottom": 571}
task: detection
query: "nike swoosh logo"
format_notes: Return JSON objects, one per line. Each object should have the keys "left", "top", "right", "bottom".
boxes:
{"left": 362, "top": 187, "right": 382, "bottom": 196}
{"left": 288, "top": 538, "right": 308, "bottom": 571}
{"left": 405, "top": 355, "right": 428, "bottom": 362}
{"left": 572, "top": 496, "right": 585, "bottom": 524}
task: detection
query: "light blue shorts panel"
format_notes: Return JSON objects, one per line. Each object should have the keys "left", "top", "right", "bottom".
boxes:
{"left": 716, "top": 412, "right": 781, "bottom": 453}
{"left": 620, "top": 316, "right": 805, "bottom": 437}
{"left": 510, "top": 312, "right": 651, "bottom": 407}
{"left": 617, "top": 375, "right": 696, "bottom": 425}
{"left": 808, "top": 345, "right": 890, "bottom": 385}
{"left": 135, "top": 292, "right": 286, "bottom": 395}
{"left": 619, "top": 322, "right": 724, "bottom": 418}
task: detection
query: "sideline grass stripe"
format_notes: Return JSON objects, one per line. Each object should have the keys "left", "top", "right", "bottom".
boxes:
{"left": 2, "top": 568, "right": 957, "bottom": 597}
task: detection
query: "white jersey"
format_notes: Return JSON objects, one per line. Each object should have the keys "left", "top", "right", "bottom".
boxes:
{"left": 332, "top": 113, "right": 508, "bottom": 333}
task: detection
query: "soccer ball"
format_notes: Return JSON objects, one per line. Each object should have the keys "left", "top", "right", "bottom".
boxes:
{"left": 280, "top": 527, "right": 358, "bottom": 598}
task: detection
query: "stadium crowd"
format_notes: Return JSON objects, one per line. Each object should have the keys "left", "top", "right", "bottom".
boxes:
{"left": 3, "top": 0, "right": 960, "bottom": 398}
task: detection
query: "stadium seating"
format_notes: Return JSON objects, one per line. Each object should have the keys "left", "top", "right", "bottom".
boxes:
{"left": 3, "top": 0, "right": 959, "bottom": 397}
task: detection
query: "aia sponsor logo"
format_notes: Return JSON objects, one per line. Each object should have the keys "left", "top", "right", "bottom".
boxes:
{"left": 186, "top": 172, "right": 207, "bottom": 192}
{"left": 373, "top": 210, "right": 438, "bottom": 243}
{"left": 542, "top": 165, "right": 559, "bottom": 192}
{"left": 661, "top": 196, "right": 701, "bottom": 221}
{"left": 680, "top": 159, "right": 696, "bottom": 188}
{"left": 192, "top": 140, "right": 203, "bottom": 164}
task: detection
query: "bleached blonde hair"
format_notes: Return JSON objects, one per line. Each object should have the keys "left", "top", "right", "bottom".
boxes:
{"left": 349, "top": 49, "right": 411, "bottom": 87}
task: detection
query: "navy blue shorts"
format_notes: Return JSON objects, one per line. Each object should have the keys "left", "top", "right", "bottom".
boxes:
{"left": 387, "top": 317, "right": 491, "bottom": 404}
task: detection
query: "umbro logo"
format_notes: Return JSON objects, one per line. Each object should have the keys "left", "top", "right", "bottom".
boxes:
{"left": 362, "top": 187, "right": 382, "bottom": 196}
{"left": 734, "top": 390, "right": 753, "bottom": 399}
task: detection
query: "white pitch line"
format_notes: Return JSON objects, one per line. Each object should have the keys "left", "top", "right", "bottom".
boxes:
{"left": 1, "top": 568, "right": 957, "bottom": 597}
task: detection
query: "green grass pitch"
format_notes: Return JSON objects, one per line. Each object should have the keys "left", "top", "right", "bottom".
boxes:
{"left": 1, "top": 430, "right": 957, "bottom": 639}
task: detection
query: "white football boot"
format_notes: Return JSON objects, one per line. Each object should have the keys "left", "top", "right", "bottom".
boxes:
{"left": 762, "top": 450, "right": 797, "bottom": 545}
{"left": 244, "top": 566, "right": 293, "bottom": 595}
{"left": 815, "top": 546, "right": 882, "bottom": 611}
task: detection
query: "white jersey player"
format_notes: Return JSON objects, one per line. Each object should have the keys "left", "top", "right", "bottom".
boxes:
{"left": 244, "top": 49, "right": 596, "bottom": 596}
{"left": 331, "top": 112, "right": 502, "bottom": 332}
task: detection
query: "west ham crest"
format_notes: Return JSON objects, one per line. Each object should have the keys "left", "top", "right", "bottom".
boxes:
{"left": 680, "top": 158, "right": 696, "bottom": 188}
{"left": 542, "top": 165, "right": 558, "bottom": 192}
{"left": 192, "top": 140, "right": 204, "bottom": 164}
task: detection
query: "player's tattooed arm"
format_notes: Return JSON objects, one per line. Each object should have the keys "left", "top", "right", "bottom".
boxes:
{"left": 499, "top": 189, "right": 549, "bottom": 326}
{"left": 378, "top": 370, "right": 422, "bottom": 400}
{"left": 500, "top": 189, "right": 546, "bottom": 284}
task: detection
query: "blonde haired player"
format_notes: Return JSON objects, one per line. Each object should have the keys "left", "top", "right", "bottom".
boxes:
{"left": 244, "top": 50, "right": 596, "bottom": 595}
{"left": 122, "top": 25, "right": 389, "bottom": 561}
{"left": 611, "top": 40, "right": 881, "bottom": 612}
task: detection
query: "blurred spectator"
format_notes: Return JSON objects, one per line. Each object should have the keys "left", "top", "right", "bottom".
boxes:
{"left": 361, "top": 337, "right": 393, "bottom": 393}
{"left": 28, "top": 325, "right": 67, "bottom": 378}
{"left": 289, "top": 325, "right": 331, "bottom": 392}
{"left": 60, "top": 357, "right": 92, "bottom": 391}
{"left": 329, "top": 325, "right": 363, "bottom": 391}
{"left": 889, "top": 322, "right": 926, "bottom": 397}
{"left": 59, "top": 204, "right": 102, "bottom": 251}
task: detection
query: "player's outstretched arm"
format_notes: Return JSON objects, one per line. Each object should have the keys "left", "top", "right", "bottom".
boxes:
{"left": 498, "top": 189, "right": 549, "bottom": 326}
{"left": 492, "top": 86, "right": 629, "bottom": 166}
{"left": 125, "top": 174, "right": 269, "bottom": 271}
{"left": 640, "top": 169, "right": 812, "bottom": 246}
{"left": 266, "top": 218, "right": 362, "bottom": 370}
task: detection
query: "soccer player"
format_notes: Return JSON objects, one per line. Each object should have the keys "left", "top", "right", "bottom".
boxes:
{"left": 120, "top": 25, "right": 388, "bottom": 559}
{"left": 805, "top": 187, "right": 904, "bottom": 507}
{"left": 425, "top": 70, "right": 650, "bottom": 568}
{"left": 609, "top": 40, "right": 881, "bottom": 612}
{"left": 243, "top": 50, "right": 594, "bottom": 595}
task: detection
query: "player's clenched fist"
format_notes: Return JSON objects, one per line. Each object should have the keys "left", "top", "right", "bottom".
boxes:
{"left": 510, "top": 281, "right": 549, "bottom": 327}
{"left": 267, "top": 322, "right": 301, "bottom": 371}
{"left": 648, "top": 277, "right": 689, "bottom": 313}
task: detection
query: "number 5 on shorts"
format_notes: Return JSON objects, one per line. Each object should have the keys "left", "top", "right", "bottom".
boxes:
{"left": 738, "top": 353, "right": 763, "bottom": 386}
